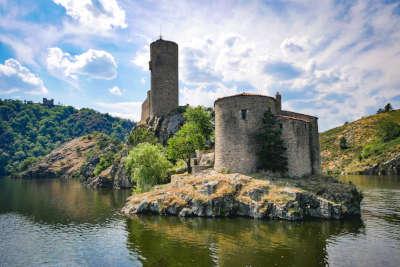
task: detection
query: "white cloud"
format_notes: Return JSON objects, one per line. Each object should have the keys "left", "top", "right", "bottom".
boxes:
{"left": 109, "top": 85, "right": 123, "bottom": 95}
{"left": 127, "top": 0, "right": 400, "bottom": 131}
{"left": 94, "top": 101, "right": 141, "bottom": 121}
{"left": 0, "top": 58, "right": 48, "bottom": 95}
{"left": 140, "top": 77, "right": 146, "bottom": 84}
{"left": 46, "top": 47, "right": 117, "bottom": 81}
{"left": 53, "top": 0, "right": 127, "bottom": 32}
{"left": 132, "top": 45, "right": 149, "bottom": 71}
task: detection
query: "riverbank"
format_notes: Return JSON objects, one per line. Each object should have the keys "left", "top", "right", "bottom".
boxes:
{"left": 122, "top": 170, "right": 362, "bottom": 220}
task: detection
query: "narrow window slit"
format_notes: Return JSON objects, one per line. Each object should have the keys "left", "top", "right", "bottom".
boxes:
{"left": 241, "top": 109, "right": 248, "bottom": 120}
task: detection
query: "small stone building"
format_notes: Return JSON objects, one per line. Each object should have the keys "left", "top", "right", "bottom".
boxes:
{"left": 140, "top": 38, "right": 179, "bottom": 123}
{"left": 214, "top": 93, "right": 321, "bottom": 177}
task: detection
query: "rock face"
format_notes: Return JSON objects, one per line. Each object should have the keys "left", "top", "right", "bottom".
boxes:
{"left": 146, "top": 108, "right": 185, "bottom": 144}
{"left": 18, "top": 134, "right": 133, "bottom": 189}
{"left": 19, "top": 136, "right": 98, "bottom": 180}
{"left": 359, "top": 154, "right": 400, "bottom": 175}
{"left": 122, "top": 170, "right": 362, "bottom": 221}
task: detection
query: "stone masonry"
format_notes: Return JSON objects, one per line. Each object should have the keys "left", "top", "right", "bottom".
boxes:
{"left": 138, "top": 39, "right": 321, "bottom": 177}
{"left": 140, "top": 38, "right": 178, "bottom": 123}
{"left": 214, "top": 93, "right": 321, "bottom": 177}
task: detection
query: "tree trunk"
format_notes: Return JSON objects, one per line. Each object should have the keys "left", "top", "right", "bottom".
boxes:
{"left": 187, "top": 158, "right": 192, "bottom": 174}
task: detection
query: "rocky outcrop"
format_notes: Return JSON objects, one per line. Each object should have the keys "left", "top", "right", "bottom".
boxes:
{"left": 122, "top": 170, "right": 362, "bottom": 221}
{"left": 18, "top": 134, "right": 133, "bottom": 189}
{"left": 19, "top": 136, "right": 98, "bottom": 180}
{"left": 359, "top": 154, "right": 400, "bottom": 175}
{"left": 146, "top": 108, "right": 185, "bottom": 144}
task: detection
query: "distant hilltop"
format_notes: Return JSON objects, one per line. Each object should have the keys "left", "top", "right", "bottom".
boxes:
{"left": 0, "top": 99, "right": 134, "bottom": 177}
{"left": 320, "top": 106, "right": 400, "bottom": 175}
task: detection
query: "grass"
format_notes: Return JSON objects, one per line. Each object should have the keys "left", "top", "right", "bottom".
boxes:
{"left": 320, "top": 109, "right": 400, "bottom": 174}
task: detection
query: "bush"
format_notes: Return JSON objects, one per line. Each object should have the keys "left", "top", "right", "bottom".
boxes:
{"left": 125, "top": 143, "right": 171, "bottom": 192}
{"left": 377, "top": 120, "right": 400, "bottom": 142}
{"left": 128, "top": 126, "right": 158, "bottom": 147}
{"left": 339, "top": 136, "right": 348, "bottom": 150}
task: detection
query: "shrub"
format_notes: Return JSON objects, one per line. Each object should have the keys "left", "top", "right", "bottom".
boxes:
{"left": 377, "top": 120, "right": 400, "bottom": 142}
{"left": 125, "top": 143, "right": 171, "bottom": 192}
{"left": 339, "top": 136, "right": 348, "bottom": 150}
{"left": 128, "top": 126, "right": 158, "bottom": 147}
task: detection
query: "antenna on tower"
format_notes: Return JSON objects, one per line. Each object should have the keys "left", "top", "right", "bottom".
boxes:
{"left": 159, "top": 25, "right": 162, "bottom": 40}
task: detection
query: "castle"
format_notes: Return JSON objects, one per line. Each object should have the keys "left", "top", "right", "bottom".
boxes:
{"left": 140, "top": 38, "right": 321, "bottom": 177}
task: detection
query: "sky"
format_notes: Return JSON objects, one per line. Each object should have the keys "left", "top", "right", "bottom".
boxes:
{"left": 0, "top": 0, "right": 399, "bottom": 131}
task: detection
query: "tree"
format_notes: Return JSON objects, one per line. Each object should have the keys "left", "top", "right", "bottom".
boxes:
{"left": 184, "top": 106, "right": 213, "bottom": 141}
{"left": 128, "top": 126, "right": 158, "bottom": 147}
{"left": 256, "top": 110, "right": 288, "bottom": 173}
{"left": 339, "top": 136, "right": 348, "bottom": 150}
{"left": 384, "top": 103, "right": 393, "bottom": 112}
{"left": 167, "top": 122, "right": 205, "bottom": 173}
{"left": 377, "top": 120, "right": 400, "bottom": 142}
{"left": 125, "top": 143, "right": 171, "bottom": 192}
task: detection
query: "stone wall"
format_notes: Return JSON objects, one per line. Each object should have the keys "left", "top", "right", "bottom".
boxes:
{"left": 280, "top": 110, "right": 321, "bottom": 174}
{"left": 140, "top": 95, "right": 150, "bottom": 124}
{"left": 278, "top": 116, "right": 312, "bottom": 177}
{"left": 149, "top": 39, "right": 179, "bottom": 118}
{"left": 214, "top": 94, "right": 277, "bottom": 173}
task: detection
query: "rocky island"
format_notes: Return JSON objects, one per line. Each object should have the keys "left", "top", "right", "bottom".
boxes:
{"left": 122, "top": 170, "right": 361, "bottom": 220}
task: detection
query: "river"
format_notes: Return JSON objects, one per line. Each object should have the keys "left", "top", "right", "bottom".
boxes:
{"left": 0, "top": 175, "right": 399, "bottom": 267}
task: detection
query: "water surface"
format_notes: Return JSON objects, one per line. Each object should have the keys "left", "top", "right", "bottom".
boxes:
{"left": 0, "top": 175, "right": 399, "bottom": 266}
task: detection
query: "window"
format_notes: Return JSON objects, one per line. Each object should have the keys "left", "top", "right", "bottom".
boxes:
{"left": 241, "top": 109, "right": 248, "bottom": 120}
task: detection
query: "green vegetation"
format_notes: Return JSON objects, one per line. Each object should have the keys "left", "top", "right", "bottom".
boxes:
{"left": 127, "top": 126, "right": 158, "bottom": 147}
{"left": 125, "top": 143, "right": 171, "bottom": 192}
{"left": 183, "top": 106, "right": 213, "bottom": 143}
{"left": 0, "top": 99, "right": 134, "bottom": 176}
{"left": 377, "top": 120, "right": 400, "bottom": 142}
{"left": 320, "top": 105, "right": 400, "bottom": 174}
{"left": 256, "top": 110, "right": 288, "bottom": 173}
{"left": 339, "top": 137, "right": 349, "bottom": 150}
{"left": 167, "top": 123, "right": 205, "bottom": 173}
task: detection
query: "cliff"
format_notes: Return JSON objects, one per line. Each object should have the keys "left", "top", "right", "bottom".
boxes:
{"left": 17, "top": 133, "right": 132, "bottom": 188}
{"left": 122, "top": 170, "right": 361, "bottom": 221}
{"left": 320, "top": 109, "right": 400, "bottom": 175}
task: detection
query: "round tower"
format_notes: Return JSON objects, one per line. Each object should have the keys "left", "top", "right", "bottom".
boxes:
{"left": 149, "top": 39, "right": 179, "bottom": 118}
{"left": 214, "top": 93, "right": 278, "bottom": 173}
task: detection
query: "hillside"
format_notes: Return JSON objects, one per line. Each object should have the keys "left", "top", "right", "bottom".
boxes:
{"left": 320, "top": 109, "right": 400, "bottom": 175}
{"left": 0, "top": 99, "right": 134, "bottom": 176}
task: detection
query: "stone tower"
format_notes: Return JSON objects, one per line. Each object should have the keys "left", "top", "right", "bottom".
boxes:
{"left": 148, "top": 38, "right": 179, "bottom": 118}
{"left": 214, "top": 93, "right": 321, "bottom": 177}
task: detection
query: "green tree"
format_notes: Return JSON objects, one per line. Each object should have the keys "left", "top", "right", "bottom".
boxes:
{"left": 377, "top": 120, "right": 400, "bottom": 142}
{"left": 125, "top": 143, "right": 171, "bottom": 192}
{"left": 384, "top": 103, "right": 393, "bottom": 112}
{"left": 184, "top": 106, "right": 213, "bottom": 141}
{"left": 167, "top": 122, "right": 205, "bottom": 173}
{"left": 339, "top": 136, "right": 348, "bottom": 150}
{"left": 256, "top": 110, "right": 288, "bottom": 173}
{"left": 128, "top": 126, "right": 158, "bottom": 146}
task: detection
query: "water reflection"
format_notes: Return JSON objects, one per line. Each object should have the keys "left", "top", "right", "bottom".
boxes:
{"left": 0, "top": 175, "right": 399, "bottom": 266}
{"left": 0, "top": 178, "right": 130, "bottom": 224}
{"left": 126, "top": 216, "right": 364, "bottom": 267}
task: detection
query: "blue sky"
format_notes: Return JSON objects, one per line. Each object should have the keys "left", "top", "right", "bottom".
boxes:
{"left": 0, "top": 0, "right": 399, "bottom": 131}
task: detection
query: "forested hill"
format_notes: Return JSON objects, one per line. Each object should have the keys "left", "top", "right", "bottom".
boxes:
{"left": 320, "top": 107, "right": 400, "bottom": 175}
{"left": 0, "top": 99, "right": 134, "bottom": 176}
